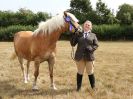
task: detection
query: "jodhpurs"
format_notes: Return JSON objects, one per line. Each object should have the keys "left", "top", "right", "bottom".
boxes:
{"left": 76, "top": 59, "right": 94, "bottom": 75}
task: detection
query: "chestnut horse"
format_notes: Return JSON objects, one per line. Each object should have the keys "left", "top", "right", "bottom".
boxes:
{"left": 12, "top": 12, "right": 80, "bottom": 90}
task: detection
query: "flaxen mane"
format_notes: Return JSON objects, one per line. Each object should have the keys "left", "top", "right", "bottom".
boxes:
{"left": 33, "top": 12, "right": 79, "bottom": 35}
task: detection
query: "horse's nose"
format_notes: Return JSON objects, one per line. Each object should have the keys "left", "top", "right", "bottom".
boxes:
{"left": 77, "top": 26, "right": 83, "bottom": 33}
{"left": 74, "top": 26, "right": 83, "bottom": 34}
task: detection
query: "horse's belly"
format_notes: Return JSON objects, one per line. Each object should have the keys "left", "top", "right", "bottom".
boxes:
{"left": 32, "top": 51, "right": 56, "bottom": 62}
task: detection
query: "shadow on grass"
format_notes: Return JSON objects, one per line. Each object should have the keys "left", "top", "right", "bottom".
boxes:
{"left": 0, "top": 79, "right": 18, "bottom": 98}
{"left": 0, "top": 79, "right": 76, "bottom": 98}
{"left": 17, "top": 87, "right": 76, "bottom": 96}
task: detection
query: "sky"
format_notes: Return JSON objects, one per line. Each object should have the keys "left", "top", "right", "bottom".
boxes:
{"left": 0, "top": 0, "right": 133, "bottom": 15}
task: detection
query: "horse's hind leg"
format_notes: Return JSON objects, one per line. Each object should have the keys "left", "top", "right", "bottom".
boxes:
{"left": 48, "top": 54, "right": 57, "bottom": 90}
{"left": 18, "top": 57, "right": 27, "bottom": 83}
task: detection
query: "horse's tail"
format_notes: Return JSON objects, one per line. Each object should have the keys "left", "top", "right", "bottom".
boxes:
{"left": 10, "top": 52, "right": 17, "bottom": 60}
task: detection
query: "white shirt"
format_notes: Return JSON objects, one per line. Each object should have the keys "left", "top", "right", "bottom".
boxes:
{"left": 83, "top": 31, "right": 90, "bottom": 38}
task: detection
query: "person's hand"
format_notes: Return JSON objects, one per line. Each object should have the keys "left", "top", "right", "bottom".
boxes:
{"left": 85, "top": 47, "right": 94, "bottom": 52}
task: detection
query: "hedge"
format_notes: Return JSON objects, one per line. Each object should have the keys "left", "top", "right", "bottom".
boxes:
{"left": 0, "top": 25, "right": 36, "bottom": 41}
{"left": 93, "top": 24, "right": 133, "bottom": 40}
{"left": 0, "top": 24, "right": 133, "bottom": 41}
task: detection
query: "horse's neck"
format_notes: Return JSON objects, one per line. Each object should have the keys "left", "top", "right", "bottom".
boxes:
{"left": 33, "top": 26, "right": 67, "bottom": 45}
{"left": 49, "top": 29, "right": 65, "bottom": 43}
{"left": 49, "top": 26, "right": 68, "bottom": 42}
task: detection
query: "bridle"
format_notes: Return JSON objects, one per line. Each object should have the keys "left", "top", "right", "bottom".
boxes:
{"left": 64, "top": 16, "right": 80, "bottom": 33}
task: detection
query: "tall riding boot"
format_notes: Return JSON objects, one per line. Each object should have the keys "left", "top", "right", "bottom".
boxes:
{"left": 88, "top": 74, "right": 95, "bottom": 89}
{"left": 77, "top": 73, "right": 83, "bottom": 91}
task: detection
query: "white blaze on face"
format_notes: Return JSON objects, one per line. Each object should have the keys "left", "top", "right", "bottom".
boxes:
{"left": 66, "top": 12, "right": 79, "bottom": 22}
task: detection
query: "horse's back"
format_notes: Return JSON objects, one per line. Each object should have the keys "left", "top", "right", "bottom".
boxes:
{"left": 14, "top": 31, "right": 33, "bottom": 46}
{"left": 14, "top": 31, "right": 33, "bottom": 38}
{"left": 14, "top": 31, "right": 33, "bottom": 59}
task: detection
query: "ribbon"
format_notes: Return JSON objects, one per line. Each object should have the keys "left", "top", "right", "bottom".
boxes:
{"left": 65, "top": 16, "right": 71, "bottom": 22}
{"left": 69, "top": 24, "right": 73, "bottom": 31}
{"left": 65, "top": 16, "right": 73, "bottom": 31}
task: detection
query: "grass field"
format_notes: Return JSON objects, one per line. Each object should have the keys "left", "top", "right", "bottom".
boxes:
{"left": 0, "top": 41, "right": 133, "bottom": 99}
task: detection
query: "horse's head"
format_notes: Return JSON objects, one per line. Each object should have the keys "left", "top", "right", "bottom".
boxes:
{"left": 64, "top": 11, "right": 83, "bottom": 34}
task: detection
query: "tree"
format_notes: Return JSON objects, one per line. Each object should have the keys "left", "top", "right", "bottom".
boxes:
{"left": 36, "top": 12, "right": 51, "bottom": 22}
{"left": 0, "top": 11, "right": 15, "bottom": 27}
{"left": 0, "top": 8, "right": 51, "bottom": 27}
{"left": 18, "top": 8, "right": 33, "bottom": 14}
{"left": 69, "top": 0, "right": 94, "bottom": 24}
{"left": 116, "top": 3, "right": 133, "bottom": 25}
{"left": 96, "top": 0, "right": 117, "bottom": 24}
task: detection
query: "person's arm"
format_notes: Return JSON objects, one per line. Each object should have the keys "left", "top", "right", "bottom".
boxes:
{"left": 70, "top": 33, "right": 78, "bottom": 46}
{"left": 92, "top": 34, "right": 99, "bottom": 51}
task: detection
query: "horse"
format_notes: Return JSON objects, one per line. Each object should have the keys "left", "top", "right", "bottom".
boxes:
{"left": 12, "top": 11, "right": 81, "bottom": 90}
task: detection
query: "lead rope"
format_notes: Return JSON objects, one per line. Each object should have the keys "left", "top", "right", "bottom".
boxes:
{"left": 71, "top": 47, "right": 75, "bottom": 61}
{"left": 70, "top": 26, "right": 82, "bottom": 61}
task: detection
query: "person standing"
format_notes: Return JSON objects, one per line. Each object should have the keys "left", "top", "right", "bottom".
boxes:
{"left": 70, "top": 20, "right": 99, "bottom": 91}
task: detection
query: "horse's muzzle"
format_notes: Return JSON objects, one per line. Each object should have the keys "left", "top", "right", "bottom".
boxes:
{"left": 74, "top": 26, "right": 83, "bottom": 34}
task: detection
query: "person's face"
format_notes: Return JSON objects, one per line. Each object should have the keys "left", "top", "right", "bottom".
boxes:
{"left": 83, "top": 21, "right": 92, "bottom": 32}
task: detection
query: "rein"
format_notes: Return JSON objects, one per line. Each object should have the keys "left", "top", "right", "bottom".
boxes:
{"left": 71, "top": 46, "right": 75, "bottom": 61}
{"left": 64, "top": 16, "right": 82, "bottom": 61}
{"left": 70, "top": 29, "right": 80, "bottom": 61}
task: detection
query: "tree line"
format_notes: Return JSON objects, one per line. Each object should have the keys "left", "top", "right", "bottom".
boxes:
{"left": 69, "top": 0, "right": 133, "bottom": 25}
{"left": 0, "top": 0, "right": 133, "bottom": 41}
{"left": 0, "top": 8, "right": 51, "bottom": 27}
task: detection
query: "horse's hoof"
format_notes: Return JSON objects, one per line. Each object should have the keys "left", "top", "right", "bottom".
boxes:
{"left": 50, "top": 85, "right": 57, "bottom": 90}
{"left": 32, "top": 86, "right": 39, "bottom": 91}
{"left": 53, "top": 86, "right": 57, "bottom": 90}
{"left": 24, "top": 80, "right": 28, "bottom": 83}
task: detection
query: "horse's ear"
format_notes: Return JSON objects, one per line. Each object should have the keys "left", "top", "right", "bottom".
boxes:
{"left": 64, "top": 11, "right": 67, "bottom": 17}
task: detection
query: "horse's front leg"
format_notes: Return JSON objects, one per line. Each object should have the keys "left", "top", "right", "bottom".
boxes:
{"left": 32, "top": 59, "right": 40, "bottom": 90}
{"left": 23, "top": 61, "right": 30, "bottom": 83}
{"left": 25, "top": 60, "right": 30, "bottom": 83}
{"left": 18, "top": 57, "right": 27, "bottom": 83}
{"left": 48, "top": 54, "right": 57, "bottom": 90}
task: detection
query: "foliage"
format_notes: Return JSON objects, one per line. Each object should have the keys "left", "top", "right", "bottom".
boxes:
{"left": 69, "top": 0, "right": 94, "bottom": 24}
{"left": 0, "top": 24, "right": 133, "bottom": 41}
{"left": 116, "top": 3, "right": 133, "bottom": 25}
{"left": 92, "top": 24, "right": 133, "bottom": 40}
{"left": 0, "top": 8, "right": 51, "bottom": 27}
{"left": 95, "top": 0, "right": 118, "bottom": 24}
{"left": 69, "top": 0, "right": 118, "bottom": 25}
{"left": 0, "top": 25, "right": 35, "bottom": 41}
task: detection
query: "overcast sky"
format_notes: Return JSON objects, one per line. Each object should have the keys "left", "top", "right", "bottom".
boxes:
{"left": 0, "top": 0, "right": 133, "bottom": 15}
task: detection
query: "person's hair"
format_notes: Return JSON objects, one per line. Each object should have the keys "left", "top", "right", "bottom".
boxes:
{"left": 85, "top": 20, "right": 92, "bottom": 25}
